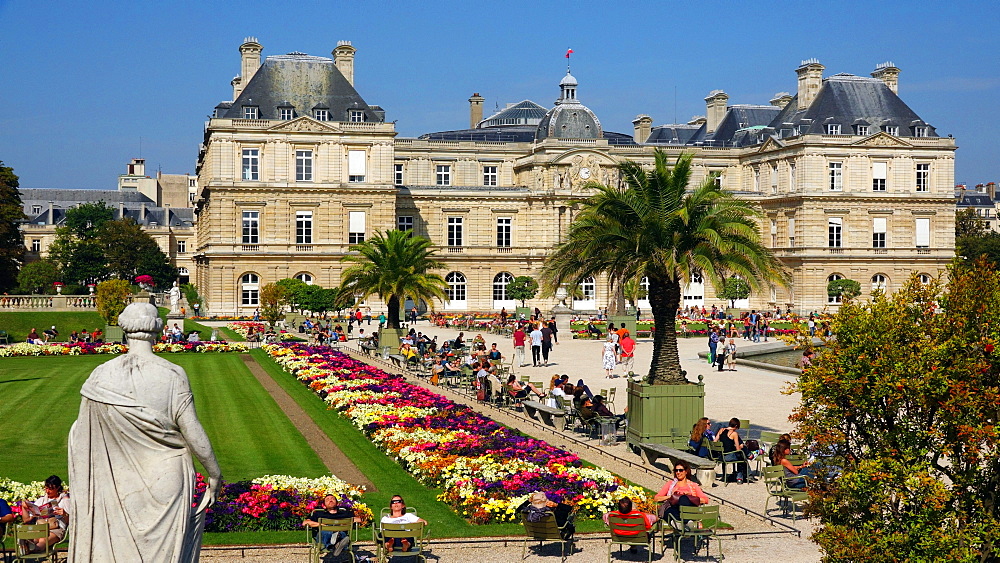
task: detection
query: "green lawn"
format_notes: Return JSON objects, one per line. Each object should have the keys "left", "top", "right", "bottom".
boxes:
{"left": 0, "top": 354, "right": 327, "bottom": 483}
{"left": 0, "top": 311, "right": 105, "bottom": 342}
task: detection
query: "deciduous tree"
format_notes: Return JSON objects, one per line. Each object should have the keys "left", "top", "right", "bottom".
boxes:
{"left": 259, "top": 283, "right": 288, "bottom": 328}
{"left": 716, "top": 276, "right": 751, "bottom": 308}
{"left": 0, "top": 161, "right": 26, "bottom": 292}
{"left": 506, "top": 276, "right": 539, "bottom": 307}
{"left": 16, "top": 259, "right": 60, "bottom": 294}
{"left": 95, "top": 279, "right": 132, "bottom": 326}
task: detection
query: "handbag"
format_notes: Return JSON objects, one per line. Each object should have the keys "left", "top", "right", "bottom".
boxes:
{"left": 476, "top": 388, "right": 486, "bottom": 401}
{"left": 743, "top": 439, "right": 760, "bottom": 452}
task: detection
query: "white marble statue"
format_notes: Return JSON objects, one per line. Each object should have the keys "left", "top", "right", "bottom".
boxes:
{"left": 68, "top": 302, "right": 222, "bottom": 562}
{"left": 168, "top": 281, "right": 181, "bottom": 315}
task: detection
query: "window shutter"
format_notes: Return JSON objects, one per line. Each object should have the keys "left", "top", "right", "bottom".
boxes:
{"left": 349, "top": 211, "right": 366, "bottom": 233}
{"left": 915, "top": 218, "right": 930, "bottom": 247}
{"left": 873, "top": 217, "right": 886, "bottom": 233}
{"left": 873, "top": 162, "right": 887, "bottom": 180}
{"left": 348, "top": 150, "right": 366, "bottom": 176}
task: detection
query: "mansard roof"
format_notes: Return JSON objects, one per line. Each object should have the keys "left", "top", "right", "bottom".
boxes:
{"left": 222, "top": 53, "right": 382, "bottom": 122}
{"left": 19, "top": 189, "right": 194, "bottom": 227}
{"left": 417, "top": 126, "right": 636, "bottom": 145}
{"left": 479, "top": 100, "right": 548, "bottom": 128}
{"left": 768, "top": 74, "right": 936, "bottom": 138}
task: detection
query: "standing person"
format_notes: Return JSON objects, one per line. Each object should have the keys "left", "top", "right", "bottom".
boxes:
{"left": 653, "top": 460, "right": 710, "bottom": 522}
{"left": 726, "top": 338, "right": 737, "bottom": 371}
{"left": 547, "top": 317, "right": 559, "bottom": 344}
{"left": 602, "top": 335, "right": 617, "bottom": 378}
{"left": 513, "top": 324, "right": 527, "bottom": 367}
{"left": 761, "top": 316, "right": 770, "bottom": 342}
{"left": 716, "top": 335, "right": 728, "bottom": 371}
{"left": 378, "top": 312, "right": 387, "bottom": 328}
{"left": 608, "top": 323, "right": 621, "bottom": 363}
{"left": 707, "top": 328, "right": 719, "bottom": 365}
{"left": 253, "top": 308, "right": 260, "bottom": 321}
{"left": 808, "top": 315, "right": 816, "bottom": 337}
{"left": 410, "top": 306, "right": 418, "bottom": 325}
{"left": 529, "top": 324, "right": 543, "bottom": 367}
{"left": 540, "top": 322, "right": 554, "bottom": 367}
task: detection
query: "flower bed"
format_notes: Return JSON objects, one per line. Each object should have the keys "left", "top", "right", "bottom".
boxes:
{"left": 0, "top": 341, "right": 248, "bottom": 357}
{"left": 0, "top": 474, "right": 371, "bottom": 533}
{"left": 226, "top": 322, "right": 300, "bottom": 341}
{"left": 264, "top": 343, "right": 654, "bottom": 523}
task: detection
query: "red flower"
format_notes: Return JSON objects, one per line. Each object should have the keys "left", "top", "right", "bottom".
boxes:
{"left": 986, "top": 344, "right": 995, "bottom": 353}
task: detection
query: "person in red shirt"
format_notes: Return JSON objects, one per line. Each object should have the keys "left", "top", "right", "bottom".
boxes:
{"left": 619, "top": 332, "right": 636, "bottom": 368}
{"left": 512, "top": 324, "right": 527, "bottom": 367}
{"left": 604, "top": 496, "right": 657, "bottom": 532}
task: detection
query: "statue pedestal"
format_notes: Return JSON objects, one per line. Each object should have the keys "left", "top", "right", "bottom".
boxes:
{"left": 550, "top": 306, "right": 575, "bottom": 335}
{"left": 166, "top": 313, "right": 185, "bottom": 322}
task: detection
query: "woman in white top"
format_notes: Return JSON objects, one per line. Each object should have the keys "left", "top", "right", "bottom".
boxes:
{"left": 726, "top": 338, "right": 737, "bottom": 371}
{"left": 602, "top": 336, "right": 617, "bottom": 377}
{"left": 380, "top": 495, "right": 427, "bottom": 554}
{"left": 19, "top": 475, "right": 71, "bottom": 553}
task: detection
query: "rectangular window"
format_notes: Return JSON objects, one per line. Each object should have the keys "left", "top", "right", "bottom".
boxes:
{"left": 857, "top": 125, "right": 870, "bottom": 136}
{"left": 872, "top": 162, "right": 887, "bottom": 191}
{"left": 828, "top": 217, "right": 843, "bottom": 248}
{"left": 394, "top": 163, "right": 404, "bottom": 186}
{"left": 447, "top": 217, "right": 463, "bottom": 246}
{"left": 296, "top": 211, "right": 313, "bottom": 244}
{"left": 496, "top": 217, "right": 512, "bottom": 247}
{"left": 914, "top": 126, "right": 927, "bottom": 137}
{"left": 873, "top": 217, "right": 887, "bottom": 248}
{"left": 348, "top": 150, "right": 366, "bottom": 183}
{"left": 279, "top": 108, "right": 293, "bottom": 120}
{"left": 826, "top": 123, "right": 841, "bottom": 135}
{"left": 349, "top": 110, "right": 364, "bottom": 122}
{"left": 916, "top": 163, "right": 930, "bottom": 192}
{"left": 884, "top": 125, "right": 899, "bottom": 136}
{"left": 770, "top": 165, "right": 778, "bottom": 194}
{"left": 31, "top": 205, "right": 41, "bottom": 215}
{"left": 348, "top": 211, "right": 366, "bottom": 244}
{"left": 788, "top": 218, "right": 796, "bottom": 247}
{"left": 241, "top": 210, "right": 260, "bottom": 244}
{"left": 829, "top": 162, "right": 843, "bottom": 191}
{"left": 483, "top": 165, "right": 498, "bottom": 186}
{"left": 314, "top": 109, "right": 329, "bottom": 121}
{"left": 31, "top": 239, "right": 40, "bottom": 252}
{"left": 789, "top": 162, "right": 796, "bottom": 190}
{"left": 295, "top": 150, "right": 313, "bottom": 182}
{"left": 753, "top": 168, "right": 760, "bottom": 191}
{"left": 436, "top": 165, "right": 451, "bottom": 186}
{"left": 242, "top": 106, "right": 258, "bottom": 119}
{"left": 177, "top": 240, "right": 187, "bottom": 254}
{"left": 397, "top": 215, "right": 413, "bottom": 233}
{"left": 915, "top": 217, "right": 930, "bottom": 248}
{"left": 242, "top": 148, "right": 260, "bottom": 181}
{"left": 770, "top": 218, "right": 777, "bottom": 247}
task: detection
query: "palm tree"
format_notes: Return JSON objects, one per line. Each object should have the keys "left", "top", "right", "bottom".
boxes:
{"left": 340, "top": 230, "right": 449, "bottom": 329}
{"left": 541, "top": 150, "right": 788, "bottom": 384}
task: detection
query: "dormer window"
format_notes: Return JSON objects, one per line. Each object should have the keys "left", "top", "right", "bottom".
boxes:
{"left": 913, "top": 126, "right": 927, "bottom": 137}
{"left": 31, "top": 205, "right": 41, "bottom": 215}
{"left": 856, "top": 125, "right": 870, "bottom": 136}
{"left": 349, "top": 110, "right": 364, "bottom": 122}
{"left": 314, "top": 109, "right": 329, "bottom": 121}
{"left": 279, "top": 108, "right": 293, "bottom": 120}
{"left": 826, "top": 124, "right": 841, "bottom": 135}
{"left": 884, "top": 125, "right": 898, "bottom": 136}
{"left": 242, "top": 106, "right": 259, "bottom": 119}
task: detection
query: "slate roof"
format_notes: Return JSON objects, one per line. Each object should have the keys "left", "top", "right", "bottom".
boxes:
{"left": 417, "top": 126, "right": 635, "bottom": 145}
{"left": 956, "top": 192, "right": 994, "bottom": 208}
{"left": 645, "top": 124, "right": 706, "bottom": 145}
{"left": 19, "top": 189, "right": 193, "bottom": 227}
{"left": 221, "top": 53, "right": 382, "bottom": 122}
{"left": 479, "top": 101, "right": 548, "bottom": 128}
{"left": 767, "top": 74, "right": 936, "bottom": 138}
{"left": 708, "top": 105, "right": 781, "bottom": 147}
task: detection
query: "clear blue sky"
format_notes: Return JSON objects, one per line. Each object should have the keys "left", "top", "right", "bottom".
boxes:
{"left": 1, "top": 1, "right": 997, "bottom": 188}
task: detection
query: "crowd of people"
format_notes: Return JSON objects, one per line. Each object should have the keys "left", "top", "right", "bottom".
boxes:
{"left": 24, "top": 326, "right": 105, "bottom": 344}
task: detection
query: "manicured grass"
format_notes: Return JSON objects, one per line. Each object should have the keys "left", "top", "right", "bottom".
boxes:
{"left": 218, "top": 327, "right": 245, "bottom": 342}
{"left": 0, "top": 354, "right": 327, "bottom": 483}
{"left": 0, "top": 311, "right": 105, "bottom": 342}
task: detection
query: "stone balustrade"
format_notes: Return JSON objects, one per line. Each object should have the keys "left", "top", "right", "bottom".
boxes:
{"left": 0, "top": 294, "right": 163, "bottom": 312}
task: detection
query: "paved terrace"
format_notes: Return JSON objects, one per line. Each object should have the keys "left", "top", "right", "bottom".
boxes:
{"left": 204, "top": 319, "right": 821, "bottom": 562}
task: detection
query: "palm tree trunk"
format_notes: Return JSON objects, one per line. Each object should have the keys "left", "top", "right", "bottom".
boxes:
{"left": 387, "top": 295, "right": 401, "bottom": 329}
{"left": 647, "top": 276, "right": 686, "bottom": 385}
{"left": 607, "top": 276, "right": 626, "bottom": 317}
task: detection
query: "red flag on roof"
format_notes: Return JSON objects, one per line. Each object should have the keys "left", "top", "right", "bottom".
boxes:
{"left": 566, "top": 49, "right": 573, "bottom": 59}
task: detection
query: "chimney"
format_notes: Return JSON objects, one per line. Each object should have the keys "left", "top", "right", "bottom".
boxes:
{"left": 469, "top": 93, "right": 485, "bottom": 128}
{"left": 770, "top": 92, "right": 793, "bottom": 109}
{"left": 796, "top": 59, "right": 824, "bottom": 110}
{"left": 631, "top": 115, "right": 652, "bottom": 143}
{"left": 871, "top": 61, "right": 900, "bottom": 94}
{"left": 704, "top": 90, "right": 729, "bottom": 134}
{"left": 48, "top": 201, "right": 54, "bottom": 225}
{"left": 688, "top": 116, "right": 707, "bottom": 126}
{"left": 333, "top": 41, "right": 357, "bottom": 86}
{"left": 234, "top": 37, "right": 262, "bottom": 99}
{"left": 118, "top": 202, "right": 125, "bottom": 219}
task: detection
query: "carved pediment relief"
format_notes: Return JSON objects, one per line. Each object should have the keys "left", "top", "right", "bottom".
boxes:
{"left": 268, "top": 117, "right": 342, "bottom": 133}
{"left": 852, "top": 132, "right": 912, "bottom": 148}
{"left": 757, "top": 137, "right": 784, "bottom": 153}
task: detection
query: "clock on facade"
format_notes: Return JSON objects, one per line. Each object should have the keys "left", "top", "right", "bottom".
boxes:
{"left": 579, "top": 167, "right": 591, "bottom": 179}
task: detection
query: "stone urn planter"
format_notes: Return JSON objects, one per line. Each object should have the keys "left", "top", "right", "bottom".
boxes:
{"left": 625, "top": 376, "right": 705, "bottom": 452}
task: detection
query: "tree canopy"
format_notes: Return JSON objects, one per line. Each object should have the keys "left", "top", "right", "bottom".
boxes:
{"left": 827, "top": 278, "right": 861, "bottom": 301}
{"left": 16, "top": 259, "right": 59, "bottom": 294}
{"left": 793, "top": 262, "right": 1000, "bottom": 561}
{"left": 541, "top": 150, "right": 787, "bottom": 384}
{"left": 506, "top": 276, "right": 539, "bottom": 307}
{"left": 340, "top": 230, "right": 449, "bottom": 329}
{"left": 0, "top": 161, "right": 26, "bottom": 292}
{"left": 716, "top": 276, "right": 751, "bottom": 308}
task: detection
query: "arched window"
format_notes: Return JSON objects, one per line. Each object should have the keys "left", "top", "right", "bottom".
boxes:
{"left": 493, "top": 272, "right": 513, "bottom": 301}
{"left": 241, "top": 273, "right": 260, "bottom": 306}
{"left": 178, "top": 267, "right": 189, "bottom": 275}
{"left": 827, "top": 273, "right": 844, "bottom": 304}
{"left": 295, "top": 273, "right": 314, "bottom": 285}
{"left": 579, "top": 276, "right": 596, "bottom": 300}
{"left": 871, "top": 274, "right": 888, "bottom": 292}
{"left": 691, "top": 272, "right": 703, "bottom": 284}
{"left": 446, "top": 272, "right": 467, "bottom": 302}
{"left": 918, "top": 273, "right": 931, "bottom": 285}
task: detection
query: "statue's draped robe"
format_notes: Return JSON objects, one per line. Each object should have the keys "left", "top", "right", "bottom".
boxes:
{"left": 69, "top": 355, "right": 205, "bottom": 562}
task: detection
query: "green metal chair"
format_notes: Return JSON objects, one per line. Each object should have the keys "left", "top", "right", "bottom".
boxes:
{"left": 605, "top": 387, "right": 617, "bottom": 410}
{"left": 738, "top": 419, "right": 751, "bottom": 441}
{"left": 521, "top": 511, "right": 575, "bottom": 562}
{"left": 375, "top": 521, "right": 428, "bottom": 563}
{"left": 306, "top": 517, "right": 355, "bottom": 563}
{"left": 707, "top": 439, "right": 749, "bottom": 485}
{"left": 607, "top": 513, "right": 655, "bottom": 562}
{"left": 0, "top": 330, "right": 10, "bottom": 345}
{"left": 666, "top": 505, "right": 723, "bottom": 561}
{"left": 12, "top": 523, "right": 63, "bottom": 563}
{"left": 763, "top": 465, "right": 810, "bottom": 522}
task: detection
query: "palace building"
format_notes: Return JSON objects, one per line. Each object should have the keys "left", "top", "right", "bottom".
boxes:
{"left": 192, "top": 38, "right": 956, "bottom": 316}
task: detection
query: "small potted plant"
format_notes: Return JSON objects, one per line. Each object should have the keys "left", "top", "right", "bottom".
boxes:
{"left": 53, "top": 281, "right": 64, "bottom": 295}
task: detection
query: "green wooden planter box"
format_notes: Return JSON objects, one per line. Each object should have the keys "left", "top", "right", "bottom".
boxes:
{"left": 515, "top": 306, "right": 532, "bottom": 321}
{"left": 609, "top": 315, "right": 637, "bottom": 339}
{"left": 378, "top": 328, "right": 404, "bottom": 357}
{"left": 626, "top": 377, "right": 705, "bottom": 451}
{"left": 104, "top": 325, "right": 124, "bottom": 344}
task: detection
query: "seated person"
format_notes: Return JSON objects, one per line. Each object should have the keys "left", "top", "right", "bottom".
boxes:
{"left": 591, "top": 395, "right": 627, "bottom": 428}
{"left": 587, "top": 321, "right": 603, "bottom": 337}
{"left": 79, "top": 329, "right": 91, "bottom": 343}
{"left": 302, "top": 494, "right": 361, "bottom": 556}
{"left": 452, "top": 332, "right": 465, "bottom": 350}
{"left": 18, "top": 475, "right": 70, "bottom": 554}
{"left": 264, "top": 327, "right": 277, "bottom": 342}
{"left": 399, "top": 342, "right": 418, "bottom": 360}
{"left": 42, "top": 326, "right": 58, "bottom": 342}
{"left": 26, "top": 328, "right": 42, "bottom": 344}
{"left": 771, "top": 439, "right": 812, "bottom": 489}
{"left": 1, "top": 497, "right": 16, "bottom": 527}
{"left": 91, "top": 328, "right": 103, "bottom": 343}
{"left": 472, "top": 333, "right": 486, "bottom": 348}
{"left": 688, "top": 417, "right": 714, "bottom": 457}
{"left": 517, "top": 491, "right": 575, "bottom": 540}
{"left": 246, "top": 328, "right": 260, "bottom": 342}
{"left": 506, "top": 374, "right": 545, "bottom": 401}
{"left": 487, "top": 343, "right": 503, "bottom": 363}
{"left": 767, "top": 433, "right": 794, "bottom": 462}
{"left": 380, "top": 495, "right": 427, "bottom": 554}
{"left": 603, "top": 496, "right": 658, "bottom": 536}
{"left": 188, "top": 331, "right": 201, "bottom": 342}
{"left": 714, "top": 418, "right": 749, "bottom": 483}
{"left": 653, "top": 460, "right": 709, "bottom": 522}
